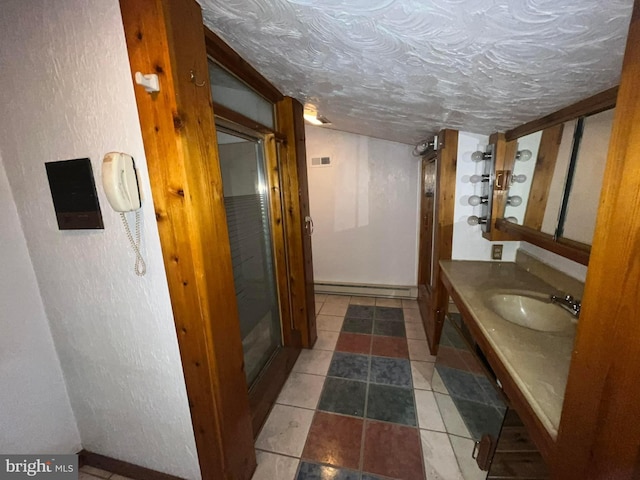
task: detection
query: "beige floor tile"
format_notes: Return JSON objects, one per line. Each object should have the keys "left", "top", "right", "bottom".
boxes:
{"left": 255, "top": 404, "right": 314, "bottom": 457}
{"left": 324, "top": 294, "right": 351, "bottom": 305}
{"left": 408, "top": 339, "right": 436, "bottom": 362}
{"left": 319, "top": 302, "right": 348, "bottom": 317}
{"left": 277, "top": 372, "right": 325, "bottom": 409}
{"left": 376, "top": 297, "right": 402, "bottom": 307}
{"left": 79, "top": 474, "right": 106, "bottom": 480}
{"left": 411, "top": 361, "right": 434, "bottom": 390}
{"left": 434, "top": 393, "right": 471, "bottom": 438}
{"left": 420, "top": 430, "right": 464, "bottom": 480}
{"left": 403, "top": 308, "right": 422, "bottom": 323}
{"left": 316, "top": 314, "right": 344, "bottom": 332}
{"left": 350, "top": 296, "right": 376, "bottom": 306}
{"left": 405, "top": 322, "right": 427, "bottom": 340}
{"left": 292, "top": 349, "right": 333, "bottom": 376}
{"left": 449, "top": 435, "right": 487, "bottom": 480}
{"left": 315, "top": 294, "right": 327, "bottom": 303}
{"left": 431, "top": 370, "right": 449, "bottom": 395}
{"left": 315, "top": 302, "right": 322, "bottom": 314}
{"left": 402, "top": 299, "right": 419, "bottom": 309}
{"left": 313, "top": 330, "right": 339, "bottom": 351}
{"left": 79, "top": 467, "right": 111, "bottom": 479}
{"left": 415, "top": 389, "right": 446, "bottom": 432}
{"left": 252, "top": 451, "right": 299, "bottom": 480}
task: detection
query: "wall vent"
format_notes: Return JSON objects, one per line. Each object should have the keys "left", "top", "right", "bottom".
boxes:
{"left": 311, "top": 156, "right": 331, "bottom": 167}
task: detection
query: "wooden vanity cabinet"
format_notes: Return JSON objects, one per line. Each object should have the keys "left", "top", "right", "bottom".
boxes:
{"left": 438, "top": 313, "right": 549, "bottom": 479}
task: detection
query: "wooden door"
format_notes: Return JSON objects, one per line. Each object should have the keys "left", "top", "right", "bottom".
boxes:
{"left": 417, "top": 155, "right": 436, "bottom": 287}
{"left": 418, "top": 130, "right": 458, "bottom": 354}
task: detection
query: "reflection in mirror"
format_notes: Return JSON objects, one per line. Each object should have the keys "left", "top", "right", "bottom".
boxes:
{"left": 561, "top": 109, "right": 614, "bottom": 244}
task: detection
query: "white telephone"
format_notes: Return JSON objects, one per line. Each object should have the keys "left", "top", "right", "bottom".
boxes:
{"left": 102, "top": 152, "right": 146, "bottom": 276}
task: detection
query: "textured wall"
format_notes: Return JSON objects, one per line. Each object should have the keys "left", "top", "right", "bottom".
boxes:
{"left": 452, "top": 132, "right": 520, "bottom": 261}
{"left": 0, "top": 154, "right": 81, "bottom": 454}
{"left": 305, "top": 126, "right": 420, "bottom": 286}
{"left": 0, "top": 1, "right": 200, "bottom": 478}
{"left": 198, "top": 0, "right": 633, "bottom": 145}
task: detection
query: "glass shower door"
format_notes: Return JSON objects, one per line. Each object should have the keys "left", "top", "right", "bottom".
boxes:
{"left": 216, "top": 128, "right": 282, "bottom": 387}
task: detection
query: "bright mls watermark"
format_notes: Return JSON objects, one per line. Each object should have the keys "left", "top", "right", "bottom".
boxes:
{"left": 1, "top": 456, "right": 77, "bottom": 480}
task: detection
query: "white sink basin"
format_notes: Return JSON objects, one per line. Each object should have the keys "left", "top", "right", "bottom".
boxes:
{"left": 487, "top": 292, "right": 576, "bottom": 334}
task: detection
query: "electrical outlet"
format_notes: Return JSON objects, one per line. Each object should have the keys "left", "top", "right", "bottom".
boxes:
{"left": 492, "top": 244, "right": 503, "bottom": 260}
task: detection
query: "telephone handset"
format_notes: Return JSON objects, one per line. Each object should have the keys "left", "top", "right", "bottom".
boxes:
{"left": 102, "top": 152, "right": 146, "bottom": 276}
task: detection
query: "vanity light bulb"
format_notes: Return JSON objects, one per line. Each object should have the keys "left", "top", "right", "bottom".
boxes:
{"left": 471, "top": 151, "right": 487, "bottom": 162}
{"left": 508, "top": 195, "right": 523, "bottom": 207}
{"left": 506, "top": 216, "right": 518, "bottom": 223}
{"left": 467, "top": 215, "right": 486, "bottom": 226}
{"left": 470, "top": 174, "right": 488, "bottom": 183}
{"left": 518, "top": 149, "right": 533, "bottom": 161}
{"left": 468, "top": 195, "right": 487, "bottom": 206}
{"left": 512, "top": 174, "right": 527, "bottom": 183}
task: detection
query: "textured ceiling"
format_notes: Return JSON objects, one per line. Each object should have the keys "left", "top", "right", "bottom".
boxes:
{"left": 198, "top": 0, "right": 633, "bottom": 145}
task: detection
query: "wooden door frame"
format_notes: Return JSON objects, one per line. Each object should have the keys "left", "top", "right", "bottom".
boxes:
{"left": 553, "top": 2, "right": 640, "bottom": 477}
{"left": 119, "top": 0, "right": 256, "bottom": 478}
{"left": 418, "top": 129, "right": 458, "bottom": 354}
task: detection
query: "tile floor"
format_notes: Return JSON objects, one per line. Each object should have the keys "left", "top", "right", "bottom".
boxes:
{"left": 253, "top": 294, "right": 484, "bottom": 480}
{"left": 78, "top": 465, "right": 132, "bottom": 480}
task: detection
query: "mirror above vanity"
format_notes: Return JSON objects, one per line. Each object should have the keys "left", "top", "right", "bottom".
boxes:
{"left": 492, "top": 88, "right": 618, "bottom": 265}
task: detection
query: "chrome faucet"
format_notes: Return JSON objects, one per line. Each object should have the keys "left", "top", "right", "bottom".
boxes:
{"left": 550, "top": 294, "right": 581, "bottom": 318}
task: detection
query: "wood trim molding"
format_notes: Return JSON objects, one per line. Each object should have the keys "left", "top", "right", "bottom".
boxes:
{"left": 495, "top": 218, "right": 590, "bottom": 265}
{"left": 425, "top": 129, "right": 458, "bottom": 354}
{"left": 275, "top": 97, "right": 317, "bottom": 348}
{"left": 212, "top": 102, "right": 287, "bottom": 143}
{"left": 522, "top": 124, "right": 564, "bottom": 230}
{"left": 483, "top": 132, "right": 518, "bottom": 241}
{"left": 79, "top": 451, "right": 184, "bottom": 480}
{"left": 505, "top": 87, "right": 618, "bottom": 141}
{"left": 440, "top": 272, "right": 554, "bottom": 463}
{"left": 553, "top": 3, "right": 640, "bottom": 477}
{"left": 119, "top": 1, "right": 255, "bottom": 478}
{"left": 204, "top": 26, "right": 283, "bottom": 103}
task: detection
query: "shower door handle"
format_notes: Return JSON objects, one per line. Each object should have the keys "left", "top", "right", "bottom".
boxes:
{"left": 305, "top": 216, "right": 314, "bottom": 235}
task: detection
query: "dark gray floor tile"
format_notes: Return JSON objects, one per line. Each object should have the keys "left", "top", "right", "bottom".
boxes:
{"left": 296, "top": 462, "right": 360, "bottom": 480}
{"left": 375, "top": 306, "right": 404, "bottom": 321}
{"left": 477, "top": 376, "right": 507, "bottom": 408}
{"left": 452, "top": 396, "right": 504, "bottom": 440}
{"left": 318, "top": 377, "right": 367, "bottom": 417}
{"left": 373, "top": 319, "right": 406, "bottom": 337}
{"left": 346, "top": 304, "right": 375, "bottom": 319}
{"left": 342, "top": 317, "right": 373, "bottom": 334}
{"left": 366, "top": 384, "right": 416, "bottom": 426}
{"left": 370, "top": 356, "right": 412, "bottom": 387}
{"left": 436, "top": 365, "right": 490, "bottom": 404}
{"left": 328, "top": 352, "right": 370, "bottom": 381}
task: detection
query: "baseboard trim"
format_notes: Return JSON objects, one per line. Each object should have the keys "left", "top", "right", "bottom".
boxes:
{"left": 79, "top": 450, "right": 185, "bottom": 480}
{"left": 314, "top": 281, "right": 418, "bottom": 299}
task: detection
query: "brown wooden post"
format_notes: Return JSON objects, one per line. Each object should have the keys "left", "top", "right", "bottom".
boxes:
{"left": 553, "top": 2, "right": 640, "bottom": 478}
{"left": 118, "top": 0, "right": 256, "bottom": 478}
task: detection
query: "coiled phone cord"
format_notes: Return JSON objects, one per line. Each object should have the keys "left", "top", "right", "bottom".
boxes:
{"left": 120, "top": 210, "right": 147, "bottom": 276}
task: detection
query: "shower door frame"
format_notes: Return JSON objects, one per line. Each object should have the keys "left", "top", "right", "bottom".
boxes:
{"left": 215, "top": 119, "right": 302, "bottom": 435}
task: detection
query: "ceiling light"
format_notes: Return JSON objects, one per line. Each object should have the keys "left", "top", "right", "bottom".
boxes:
{"left": 303, "top": 113, "right": 324, "bottom": 125}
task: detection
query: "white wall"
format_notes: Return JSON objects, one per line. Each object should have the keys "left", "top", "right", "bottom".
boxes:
{"left": 0, "top": 1, "right": 199, "bottom": 478}
{"left": 453, "top": 132, "right": 520, "bottom": 261}
{"left": 305, "top": 127, "right": 420, "bottom": 286}
{"left": 519, "top": 243, "right": 587, "bottom": 282}
{"left": 0, "top": 154, "right": 81, "bottom": 454}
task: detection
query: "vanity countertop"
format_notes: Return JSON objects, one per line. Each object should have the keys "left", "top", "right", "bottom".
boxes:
{"left": 439, "top": 260, "right": 576, "bottom": 440}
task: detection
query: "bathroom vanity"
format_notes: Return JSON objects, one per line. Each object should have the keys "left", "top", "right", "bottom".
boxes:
{"left": 435, "top": 254, "right": 583, "bottom": 478}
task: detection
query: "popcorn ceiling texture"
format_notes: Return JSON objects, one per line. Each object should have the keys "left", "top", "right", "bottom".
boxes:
{"left": 199, "top": 0, "right": 633, "bottom": 144}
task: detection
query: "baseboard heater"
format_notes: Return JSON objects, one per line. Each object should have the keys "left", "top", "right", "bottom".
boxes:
{"left": 314, "top": 281, "right": 418, "bottom": 299}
